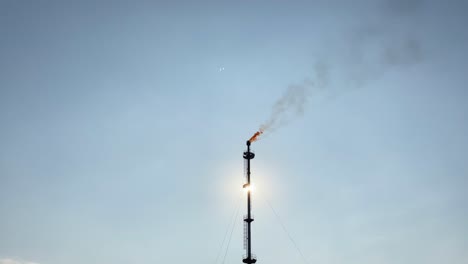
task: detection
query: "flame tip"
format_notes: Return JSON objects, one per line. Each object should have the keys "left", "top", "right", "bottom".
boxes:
{"left": 248, "top": 130, "right": 263, "bottom": 143}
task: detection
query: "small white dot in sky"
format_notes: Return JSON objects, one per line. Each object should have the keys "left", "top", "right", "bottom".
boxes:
{"left": 219, "top": 67, "right": 225, "bottom": 72}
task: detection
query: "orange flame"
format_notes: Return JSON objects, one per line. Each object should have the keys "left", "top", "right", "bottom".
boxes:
{"left": 248, "top": 131, "right": 263, "bottom": 143}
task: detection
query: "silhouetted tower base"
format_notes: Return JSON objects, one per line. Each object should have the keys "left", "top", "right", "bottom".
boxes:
{"left": 243, "top": 140, "right": 257, "bottom": 263}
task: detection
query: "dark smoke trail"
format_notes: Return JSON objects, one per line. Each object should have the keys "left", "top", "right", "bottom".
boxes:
{"left": 256, "top": 62, "right": 329, "bottom": 136}
{"left": 260, "top": 81, "right": 310, "bottom": 133}
{"left": 252, "top": 5, "right": 425, "bottom": 141}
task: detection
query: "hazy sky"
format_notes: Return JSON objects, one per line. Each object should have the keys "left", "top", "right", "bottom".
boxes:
{"left": 1, "top": 1, "right": 467, "bottom": 264}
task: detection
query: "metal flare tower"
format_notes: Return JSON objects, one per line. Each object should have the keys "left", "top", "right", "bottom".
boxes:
{"left": 242, "top": 140, "right": 257, "bottom": 263}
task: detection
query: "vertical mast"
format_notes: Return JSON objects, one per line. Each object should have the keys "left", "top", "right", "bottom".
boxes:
{"left": 243, "top": 141, "right": 257, "bottom": 263}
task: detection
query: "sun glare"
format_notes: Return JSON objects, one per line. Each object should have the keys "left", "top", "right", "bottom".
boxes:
{"left": 243, "top": 183, "right": 255, "bottom": 193}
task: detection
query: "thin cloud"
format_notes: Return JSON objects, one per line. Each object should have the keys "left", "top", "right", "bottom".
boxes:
{"left": 0, "top": 258, "right": 40, "bottom": 264}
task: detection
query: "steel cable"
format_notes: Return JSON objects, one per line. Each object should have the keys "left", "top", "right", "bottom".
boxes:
{"left": 221, "top": 200, "right": 242, "bottom": 264}
{"left": 215, "top": 195, "right": 242, "bottom": 264}
{"left": 266, "top": 199, "right": 310, "bottom": 264}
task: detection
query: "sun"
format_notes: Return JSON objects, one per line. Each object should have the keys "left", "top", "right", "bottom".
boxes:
{"left": 243, "top": 183, "right": 255, "bottom": 193}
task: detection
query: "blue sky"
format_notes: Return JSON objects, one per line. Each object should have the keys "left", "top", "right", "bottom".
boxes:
{"left": 1, "top": 1, "right": 467, "bottom": 264}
